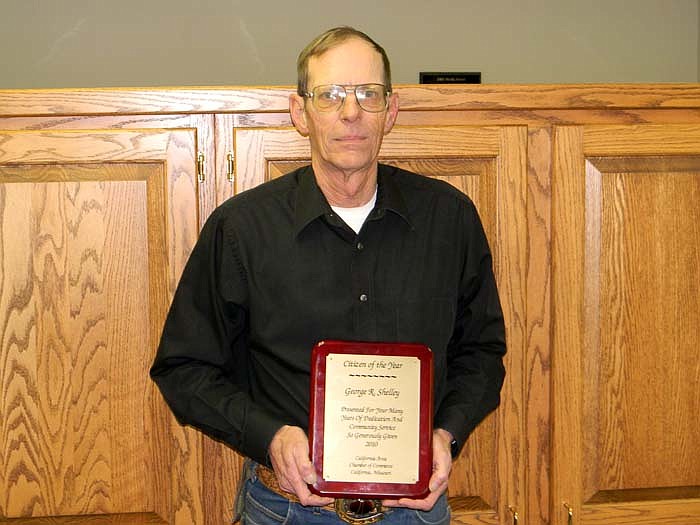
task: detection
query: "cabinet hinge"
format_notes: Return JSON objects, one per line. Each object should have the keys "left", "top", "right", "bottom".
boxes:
{"left": 197, "top": 152, "right": 205, "bottom": 183}
{"left": 507, "top": 505, "right": 519, "bottom": 525}
{"left": 226, "top": 151, "right": 234, "bottom": 183}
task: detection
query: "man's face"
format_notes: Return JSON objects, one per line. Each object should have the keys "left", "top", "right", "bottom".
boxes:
{"left": 290, "top": 38, "right": 399, "bottom": 179}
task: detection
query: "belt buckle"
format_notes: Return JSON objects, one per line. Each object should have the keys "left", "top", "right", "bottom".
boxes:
{"left": 334, "top": 498, "right": 384, "bottom": 524}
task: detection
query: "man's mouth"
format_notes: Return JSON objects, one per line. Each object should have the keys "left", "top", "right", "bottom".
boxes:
{"left": 335, "top": 135, "right": 366, "bottom": 143}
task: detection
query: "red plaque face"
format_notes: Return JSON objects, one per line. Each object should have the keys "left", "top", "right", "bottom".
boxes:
{"left": 308, "top": 340, "right": 433, "bottom": 499}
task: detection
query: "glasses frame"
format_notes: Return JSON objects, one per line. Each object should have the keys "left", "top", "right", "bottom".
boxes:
{"left": 304, "top": 83, "right": 391, "bottom": 113}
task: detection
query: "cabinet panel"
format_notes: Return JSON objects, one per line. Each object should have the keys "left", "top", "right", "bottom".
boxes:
{"left": 232, "top": 125, "right": 527, "bottom": 524}
{"left": 3, "top": 85, "right": 698, "bottom": 525}
{"left": 0, "top": 114, "right": 216, "bottom": 228}
{"left": 552, "top": 125, "right": 700, "bottom": 525}
{"left": 0, "top": 130, "right": 200, "bottom": 523}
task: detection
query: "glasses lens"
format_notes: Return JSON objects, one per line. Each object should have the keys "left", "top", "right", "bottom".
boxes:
{"left": 310, "top": 84, "right": 387, "bottom": 112}
{"left": 312, "top": 85, "right": 344, "bottom": 111}
{"left": 355, "top": 84, "right": 387, "bottom": 112}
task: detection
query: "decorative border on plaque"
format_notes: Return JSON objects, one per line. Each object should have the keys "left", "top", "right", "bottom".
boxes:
{"left": 309, "top": 340, "right": 433, "bottom": 499}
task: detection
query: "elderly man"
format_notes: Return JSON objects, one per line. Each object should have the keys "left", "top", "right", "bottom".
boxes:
{"left": 151, "top": 26, "right": 506, "bottom": 525}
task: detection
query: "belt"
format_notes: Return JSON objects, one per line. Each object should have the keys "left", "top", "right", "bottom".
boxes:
{"left": 255, "top": 464, "right": 335, "bottom": 511}
{"left": 255, "top": 465, "right": 385, "bottom": 524}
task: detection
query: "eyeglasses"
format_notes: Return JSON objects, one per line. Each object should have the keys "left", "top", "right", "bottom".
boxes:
{"left": 304, "top": 83, "right": 390, "bottom": 113}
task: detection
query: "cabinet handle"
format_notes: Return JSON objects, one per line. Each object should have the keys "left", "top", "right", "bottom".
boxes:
{"left": 226, "top": 152, "right": 235, "bottom": 183}
{"left": 197, "top": 152, "right": 205, "bottom": 183}
{"left": 563, "top": 502, "right": 573, "bottom": 525}
{"left": 507, "top": 505, "right": 519, "bottom": 525}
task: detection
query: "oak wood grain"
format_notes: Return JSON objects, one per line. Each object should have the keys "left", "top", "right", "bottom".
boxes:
{"left": 4, "top": 84, "right": 700, "bottom": 525}
{"left": 0, "top": 512, "right": 166, "bottom": 524}
{"left": 3, "top": 84, "right": 700, "bottom": 117}
{"left": 231, "top": 124, "right": 528, "bottom": 524}
{"left": 552, "top": 124, "right": 700, "bottom": 525}
{"left": 523, "top": 126, "right": 553, "bottom": 525}
{"left": 581, "top": 499, "right": 700, "bottom": 525}
{"left": 0, "top": 114, "right": 215, "bottom": 229}
{"left": 552, "top": 125, "right": 586, "bottom": 524}
{"left": 0, "top": 129, "right": 199, "bottom": 522}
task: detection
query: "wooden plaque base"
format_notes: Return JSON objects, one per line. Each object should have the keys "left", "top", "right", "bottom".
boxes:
{"left": 308, "top": 340, "right": 433, "bottom": 499}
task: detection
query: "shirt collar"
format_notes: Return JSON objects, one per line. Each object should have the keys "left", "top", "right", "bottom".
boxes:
{"left": 293, "top": 163, "right": 413, "bottom": 237}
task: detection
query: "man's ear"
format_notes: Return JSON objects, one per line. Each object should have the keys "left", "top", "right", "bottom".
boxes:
{"left": 383, "top": 92, "right": 399, "bottom": 135}
{"left": 289, "top": 93, "right": 309, "bottom": 137}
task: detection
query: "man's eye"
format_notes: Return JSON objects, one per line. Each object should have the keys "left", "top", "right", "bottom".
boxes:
{"left": 318, "top": 90, "right": 338, "bottom": 101}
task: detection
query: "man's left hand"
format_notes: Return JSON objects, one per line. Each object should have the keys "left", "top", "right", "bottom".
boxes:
{"left": 268, "top": 425, "right": 334, "bottom": 507}
{"left": 381, "top": 428, "right": 453, "bottom": 511}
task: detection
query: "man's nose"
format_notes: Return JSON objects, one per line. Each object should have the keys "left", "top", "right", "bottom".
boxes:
{"left": 340, "top": 91, "right": 362, "bottom": 120}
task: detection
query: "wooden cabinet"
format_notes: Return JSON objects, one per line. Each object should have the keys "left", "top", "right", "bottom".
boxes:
{"left": 551, "top": 124, "right": 700, "bottom": 525}
{"left": 229, "top": 123, "right": 528, "bottom": 525}
{"left": 0, "top": 127, "right": 200, "bottom": 521}
{"left": 1, "top": 85, "right": 699, "bottom": 524}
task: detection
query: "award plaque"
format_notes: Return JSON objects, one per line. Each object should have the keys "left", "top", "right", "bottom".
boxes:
{"left": 308, "top": 340, "right": 433, "bottom": 499}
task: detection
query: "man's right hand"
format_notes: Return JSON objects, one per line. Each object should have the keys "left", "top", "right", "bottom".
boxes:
{"left": 268, "top": 425, "right": 334, "bottom": 507}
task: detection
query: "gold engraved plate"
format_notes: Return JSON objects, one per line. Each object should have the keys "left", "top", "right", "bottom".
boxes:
{"left": 323, "top": 353, "right": 420, "bottom": 484}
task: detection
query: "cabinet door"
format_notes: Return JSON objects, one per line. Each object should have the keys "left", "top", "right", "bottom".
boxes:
{"left": 0, "top": 114, "right": 216, "bottom": 225}
{"left": 552, "top": 125, "right": 700, "bottom": 525}
{"left": 232, "top": 125, "right": 528, "bottom": 524}
{"left": 0, "top": 129, "right": 202, "bottom": 523}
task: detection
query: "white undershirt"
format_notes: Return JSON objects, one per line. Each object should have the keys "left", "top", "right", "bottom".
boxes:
{"left": 330, "top": 186, "right": 378, "bottom": 234}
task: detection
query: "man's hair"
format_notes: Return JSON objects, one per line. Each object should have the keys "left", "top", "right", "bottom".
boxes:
{"left": 296, "top": 26, "right": 392, "bottom": 97}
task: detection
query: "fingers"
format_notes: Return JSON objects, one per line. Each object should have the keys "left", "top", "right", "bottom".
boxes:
{"left": 268, "top": 425, "right": 334, "bottom": 507}
{"left": 298, "top": 491, "right": 335, "bottom": 507}
{"left": 268, "top": 425, "right": 311, "bottom": 491}
{"left": 268, "top": 425, "right": 454, "bottom": 510}
{"left": 382, "top": 486, "right": 445, "bottom": 511}
{"left": 429, "top": 428, "right": 453, "bottom": 492}
{"left": 381, "top": 476, "right": 448, "bottom": 511}
{"left": 383, "top": 428, "right": 453, "bottom": 511}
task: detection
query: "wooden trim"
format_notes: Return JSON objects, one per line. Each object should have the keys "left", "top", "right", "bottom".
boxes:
{"left": 581, "top": 499, "right": 700, "bottom": 525}
{"left": 551, "top": 125, "right": 586, "bottom": 523}
{"left": 524, "top": 126, "right": 553, "bottom": 525}
{"left": 2, "top": 84, "right": 700, "bottom": 117}
{"left": 0, "top": 512, "right": 166, "bottom": 524}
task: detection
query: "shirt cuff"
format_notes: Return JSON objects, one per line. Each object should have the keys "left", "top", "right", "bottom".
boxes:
{"left": 238, "top": 407, "right": 286, "bottom": 467}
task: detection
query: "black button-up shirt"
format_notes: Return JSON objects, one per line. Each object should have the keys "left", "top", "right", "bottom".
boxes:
{"left": 150, "top": 164, "right": 506, "bottom": 467}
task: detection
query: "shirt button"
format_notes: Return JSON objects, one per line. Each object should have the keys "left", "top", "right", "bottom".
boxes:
{"left": 359, "top": 294, "right": 368, "bottom": 302}
{"left": 357, "top": 242, "right": 364, "bottom": 251}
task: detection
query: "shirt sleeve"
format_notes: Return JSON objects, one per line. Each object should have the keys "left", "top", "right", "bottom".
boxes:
{"left": 433, "top": 200, "right": 507, "bottom": 457}
{"left": 149, "top": 208, "right": 282, "bottom": 466}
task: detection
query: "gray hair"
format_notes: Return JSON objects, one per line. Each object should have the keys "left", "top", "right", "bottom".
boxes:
{"left": 296, "top": 26, "right": 392, "bottom": 96}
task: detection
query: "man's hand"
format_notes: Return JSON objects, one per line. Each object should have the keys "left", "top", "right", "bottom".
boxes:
{"left": 382, "top": 428, "right": 453, "bottom": 511}
{"left": 268, "top": 425, "right": 334, "bottom": 507}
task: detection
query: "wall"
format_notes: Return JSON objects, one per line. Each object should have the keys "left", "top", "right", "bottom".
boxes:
{"left": 1, "top": 0, "right": 698, "bottom": 89}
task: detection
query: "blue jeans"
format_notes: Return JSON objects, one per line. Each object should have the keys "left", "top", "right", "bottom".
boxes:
{"left": 233, "top": 461, "right": 451, "bottom": 525}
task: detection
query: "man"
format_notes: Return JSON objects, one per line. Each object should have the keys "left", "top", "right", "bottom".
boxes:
{"left": 150, "top": 26, "right": 506, "bottom": 525}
